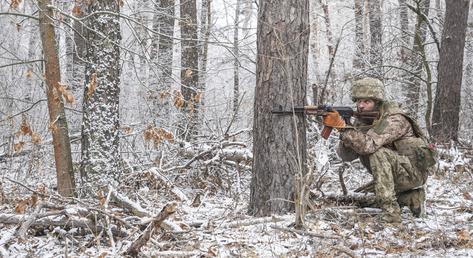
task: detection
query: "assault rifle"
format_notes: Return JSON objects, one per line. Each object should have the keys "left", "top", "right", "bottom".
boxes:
{"left": 272, "top": 105, "right": 379, "bottom": 139}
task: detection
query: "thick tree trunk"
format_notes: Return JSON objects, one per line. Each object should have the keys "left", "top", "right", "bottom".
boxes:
{"left": 368, "top": 0, "right": 383, "bottom": 79}
{"left": 80, "top": 0, "right": 121, "bottom": 191}
{"left": 432, "top": 0, "right": 470, "bottom": 142}
{"left": 179, "top": 0, "right": 200, "bottom": 140}
{"left": 38, "top": 0, "right": 75, "bottom": 197}
{"left": 249, "top": 0, "right": 309, "bottom": 216}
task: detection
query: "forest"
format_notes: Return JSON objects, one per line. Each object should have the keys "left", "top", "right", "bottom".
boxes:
{"left": 0, "top": 0, "right": 472, "bottom": 257}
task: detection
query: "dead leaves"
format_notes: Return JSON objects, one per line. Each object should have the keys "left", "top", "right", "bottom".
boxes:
{"left": 86, "top": 73, "right": 97, "bottom": 99}
{"left": 10, "top": 0, "right": 21, "bottom": 9}
{"left": 174, "top": 90, "right": 185, "bottom": 109}
{"left": 56, "top": 82, "right": 75, "bottom": 105}
{"left": 143, "top": 125, "right": 174, "bottom": 146}
{"left": 13, "top": 116, "right": 42, "bottom": 152}
{"left": 173, "top": 90, "right": 203, "bottom": 112}
{"left": 14, "top": 186, "right": 46, "bottom": 214}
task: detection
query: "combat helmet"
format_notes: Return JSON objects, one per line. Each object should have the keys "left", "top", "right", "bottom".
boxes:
{"left": 351, "top": 77, "right": 385, "bottom": 102}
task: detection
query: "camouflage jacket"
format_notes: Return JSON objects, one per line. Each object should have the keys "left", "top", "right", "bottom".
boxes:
{"left": 337, "top": 101, "right": 415, "bottom": 162}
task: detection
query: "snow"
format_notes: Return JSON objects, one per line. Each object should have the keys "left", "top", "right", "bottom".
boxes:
{"left": 1, "top": 145, "right": 472, "bottom": 257}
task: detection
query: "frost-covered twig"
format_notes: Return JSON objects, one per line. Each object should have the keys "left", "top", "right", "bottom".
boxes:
{"left": 270, "top": 225, "right": 341, "bottom": 239}
{"left": 220, "top": 216, "right": 284, "bottom": 228}
{"left": 145, "top": 250, "right": 202, "bottom": 257}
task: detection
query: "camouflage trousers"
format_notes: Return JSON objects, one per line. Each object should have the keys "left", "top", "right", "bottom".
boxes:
{"left": 367, "top": 147, "right": 427, "bottom": 221}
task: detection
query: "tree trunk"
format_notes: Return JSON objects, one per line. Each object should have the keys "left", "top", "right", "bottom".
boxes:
{"left": 368, "top": 0, "right": 383, "bottom": 79}
{"left": 199, "top": 0, "right": 211, "bottom": 94}
{"left": 432, "top": 0, "right": 470, "bottom": 142}
{"left": 249, "top": 0, "right": 309, "bottom": 216}
{"left": 80, "top": 0, "right": 121, "bottom": 191}
{"left": 179, "top": 0, "right": 200, "bottom": 140}
{"left": 405, "top": 0, "right": 430, "bottom": 120}
{"left": 318, "top": 0, "right": 336, "bottom": 104}
{"left": 149, "top": 0, "right": 175, "bottom": 125}
{"left": 353, "top": 0, "right": 365, "bottom": 78}
{"left": 398, "top": 0, "right": 409, "bottom": 64}
{"left": 309, "top": 0, "right": 323, "bottom": 105}
{"left": 38, "top": 0, "right": 75, "bottom": 197}
{"left": 233, "top": 0, "right": 241, "bottom": 114}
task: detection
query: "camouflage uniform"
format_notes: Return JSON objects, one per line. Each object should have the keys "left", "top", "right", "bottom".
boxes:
{"left": 337, "top": 78, "right": 432, "bottom": 222}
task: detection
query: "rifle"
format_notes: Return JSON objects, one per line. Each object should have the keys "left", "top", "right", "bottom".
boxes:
{"left": 272, "top": 105, "right": 379, "bottom": 139}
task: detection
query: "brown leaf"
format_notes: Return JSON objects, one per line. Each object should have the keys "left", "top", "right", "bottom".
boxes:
{"left": 87, "top": 73, "right": 97, "bottom": 99}
{"left": 173, "top": 90, "right": 185, "bottom": 109}
{"left": 97, "top": 191, "right": 106, "bottom": 206}
{"left": 25, "top": 68, "right": 33, "bottom": 79}
{"left": 72, "top": 5, "right": 82, "bottom": 16}
{"left": 30, "top": 193, "right": 38, "bottom": 208}
{"left": 193, "top": 89, "right": 202, "bottom": 103}
{"left": 16, "top": 23, "right": 21, "bottom": 32}
{"left": 31, "top": 132, "right": 42, "bottom": 145}
{"left": 13, "top": 141, "right": 26, "bottom": 153}
{"left": 122, "top": 126, "right": 133, "bottom": 134}
{"left": 185, "top": 68, "right": 193, "bottom": 78}
{"left": 97, "top": 252, "right": 108, "bottom": 258}
{"left": 19, "top": 117, "right": 33, "bottom": 136}
{"left": 463, "top": 192, "right": 472, "bottom": 201}
{"left": 15, "top": 198, "right": 29, "bottom": 214}
{"left": 457, "top": 229, "right": 471, "bottom": 245}
{"left": 56, "top": 82, "right": 76, "bottom": 105}
{"left": 10, "top": 0, "right": 21, "bottom": 9}
{"left": 159, "top": 90, "right": 170, "bottom": 99}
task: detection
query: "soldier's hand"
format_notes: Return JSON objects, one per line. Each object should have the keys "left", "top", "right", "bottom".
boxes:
{"left": 322, "top": 111, "right": 346, "bottom": 129}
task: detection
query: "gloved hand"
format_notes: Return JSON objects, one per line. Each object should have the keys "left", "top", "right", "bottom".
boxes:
{"left": 322, "top": 111, "right": 346, "bottom": 129}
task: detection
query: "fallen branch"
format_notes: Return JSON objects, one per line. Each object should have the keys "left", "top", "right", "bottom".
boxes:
{"left": 220, "top": 216, "right": 284, "bottom": 228}
{"left": 125, "top": 202, "right": 178, "bottom": 257}
{"left": 270, "top": 225, "right": 341, "bottom": 239}
{"left": 145, "top": 250, "right": 202, "bottom": 257}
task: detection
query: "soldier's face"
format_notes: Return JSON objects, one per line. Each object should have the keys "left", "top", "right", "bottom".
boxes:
{"left": 356, "top": 98, "right": 376, "bottom": 112}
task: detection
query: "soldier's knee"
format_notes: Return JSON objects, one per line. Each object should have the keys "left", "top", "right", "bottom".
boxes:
{"left": 370, "top": 147, "right": 395, "bottom": 160}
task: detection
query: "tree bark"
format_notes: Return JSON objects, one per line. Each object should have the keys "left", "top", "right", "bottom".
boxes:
{"left": 80, "top": 0, "right": 121, "bottom": 191}
{"left": 233, "top": 0, "right": 241, "bottom": 114}
{"left": 432, "top": 0, "right": 470, "bottom": 142}
{"left": 148, "top": 0, "right": 175, "bottom": 125}
{"left": 38, "top": 0, "right": 75, "bottom": 197}
{"left": 249, "top": 0, "right": 309, "bottom": 216}
{"left": 179, "top": 0, "right": 200, "bottom": 140}
{"left": 353, "top": 0, "right": 365, "bottom": 78}
{"left": 405, "top": 0, "right": 430, "bottom": 121}
{"left": 368, "top": 0, "right": 383, "bottom": 79}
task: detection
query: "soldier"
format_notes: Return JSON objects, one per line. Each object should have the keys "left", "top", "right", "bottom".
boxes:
{"left": 322, "top": 77, "right": 436, "bottom": 223}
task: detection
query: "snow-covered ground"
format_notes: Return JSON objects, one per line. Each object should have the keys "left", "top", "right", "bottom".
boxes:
{"left": 0, "top": 142, "right": 472, "bottom": 257}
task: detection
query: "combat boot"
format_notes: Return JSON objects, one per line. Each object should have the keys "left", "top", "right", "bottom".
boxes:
{"left": 380, "top": 202, "right": 402, "bottom": 223}
{"left": 397, "top": 188, "right": 426, "bottom": 218}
